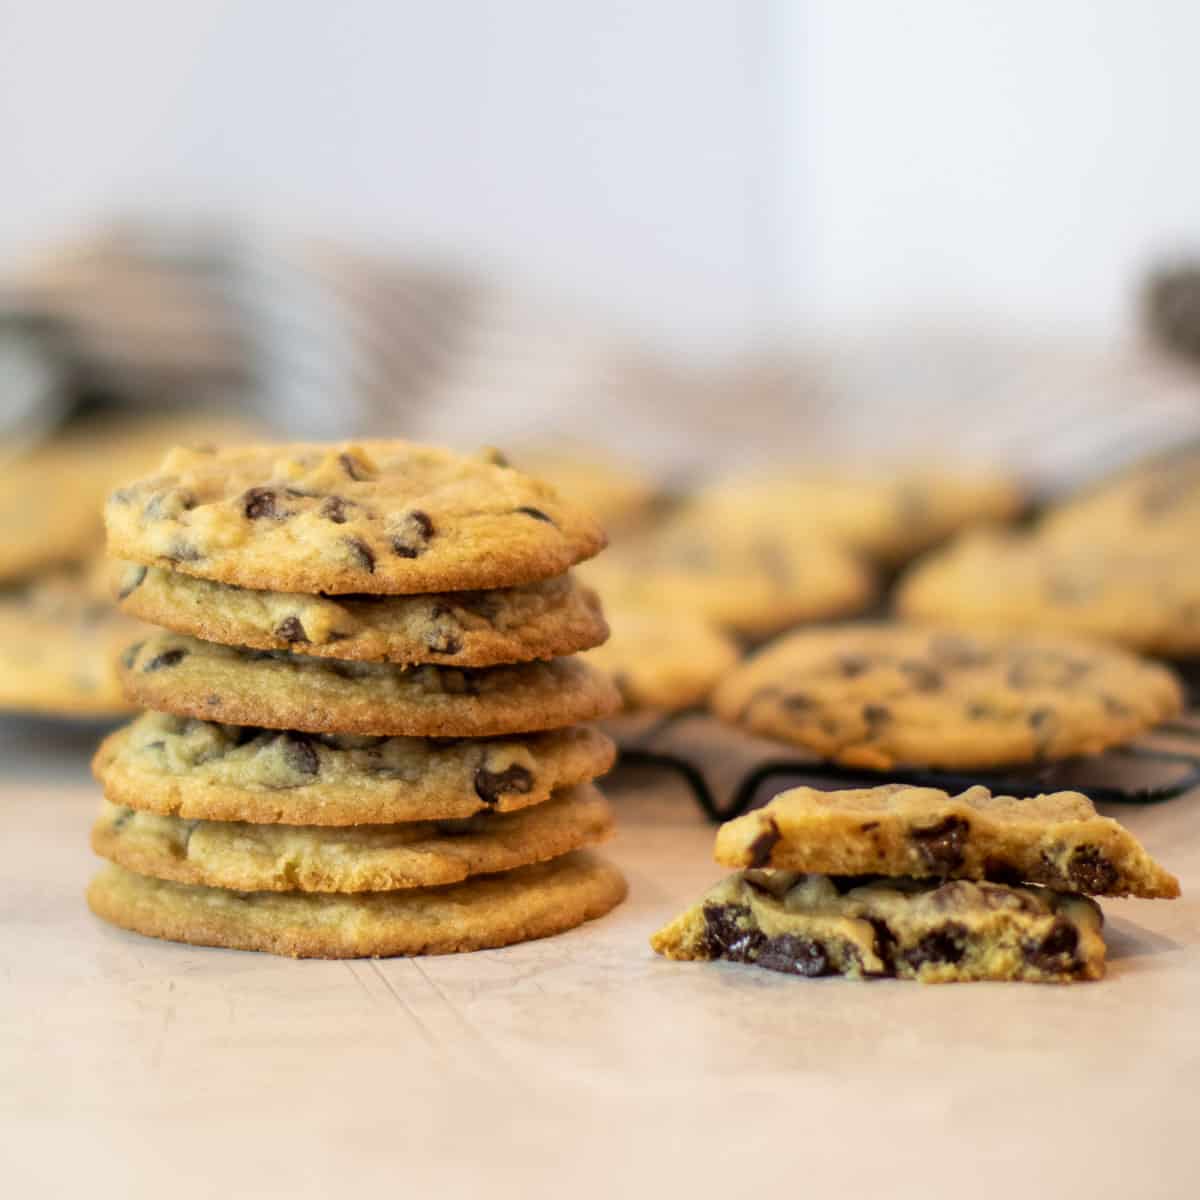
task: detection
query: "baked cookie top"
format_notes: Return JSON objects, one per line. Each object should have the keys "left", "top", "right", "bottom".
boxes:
{"left": 716, "top": 784, "right": 1179, "bottom": 898}
{"left": 119, "top": 631, "right": 622, "bottom": 738}
{"left": 94, "top": 712, "right": 615, "bottom": 824}
{"left": 650, "top": 870, "right": 1104, "bottom": 984}
{"left": 682, "top": 464, "right": 1024, "bottom": 564}
{"left": 88, "top": 851, "right": 628, "bottom": 959}
{"left": 115, "top": 562, "right": 608, "bottom": 666}
{"left": 585, "top": 605, "right": 740, "bottom": 712}
{"left": 105, "top": 441, "right": 608, "bottom": 594}
{"left": 580, "top": 513, "right": 874, "bottom": 639}
{"left": 91, "top": 782, "right": 613, "bottom": 893}
{"left": 897, "top": 530, "right": 1200, "bottom": 655}
{"left": 712, "top": 623, "right": 1182, "bottom": 770}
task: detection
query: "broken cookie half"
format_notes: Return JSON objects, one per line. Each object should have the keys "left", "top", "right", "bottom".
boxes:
{"left": 652, "top": 784, "right": 1179, "bottom": 984}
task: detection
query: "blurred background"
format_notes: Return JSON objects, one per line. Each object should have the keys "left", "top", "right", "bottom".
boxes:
{"left": 3, "top": 0, "right": 1200, "bottom": 473}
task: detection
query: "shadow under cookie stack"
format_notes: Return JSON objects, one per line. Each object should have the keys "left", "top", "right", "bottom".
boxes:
{"left": 87, "top": 441, "right": 627, "bottom": 958}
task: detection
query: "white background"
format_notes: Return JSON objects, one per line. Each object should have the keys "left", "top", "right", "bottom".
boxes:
{"left": 3, "top": 1, "right": 1200, "bottom": 356}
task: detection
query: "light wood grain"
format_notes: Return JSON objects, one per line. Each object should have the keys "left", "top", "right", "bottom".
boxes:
{"left": 2, "top": 718, "right": 1198, "bottom": 1199}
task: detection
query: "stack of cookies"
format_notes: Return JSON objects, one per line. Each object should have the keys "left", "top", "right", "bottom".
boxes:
{"left": 87, "top": 441, "right": 627, "bottom": 958}
{"left": 652, "top": 783, "right": 1180, "bottom": 983}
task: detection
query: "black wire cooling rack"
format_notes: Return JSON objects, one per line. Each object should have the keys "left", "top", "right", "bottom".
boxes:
{"left": 609, "top": 709, "right": 1200, "bottom": 823}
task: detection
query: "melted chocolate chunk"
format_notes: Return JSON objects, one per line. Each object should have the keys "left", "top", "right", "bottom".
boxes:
{"left": 866, "top": 918, "right": 897, "bottom": 974}
{"left": 474, "top": 763, "right": 534, "bottom": 806}
{"left": 700, "top": 904, "right": 764, "bottom": 962}
{"left": 243, "top": 487, "right": 279, "bottom": 519}
{"left": 746, "top": 817, "right": 781, "bottom": 867}
{"left": 910, "top": 815, "right": 969, "bottom": 873}
{"left": 1025, "top": 919, "right": 1080, "bottom": 972}
{"left": 280, "top": 734, "right": 319, "bottom": 778}
{"left": 903, "top": 922, "right": 967, "bottom": 969}
{"left": 756, "top": 934, "right": 830, "bottom": 977}
{"left": 1066, "top": 845, "right": 1118, "bottom": 894}
{"left": 320, "top": 496, "right": 352, "bottom": 524}
{"left": 391, "top": 510, "right": 435, "bottom": 558}
{"left": 839, "top": 654, "right": 871, "bottom": 678}
{"left": 117, "top": 565, "right": 147, "bottom": 599}
{"left": 275, "top": 616, "right": 309, "bottom": 644}
{"left": 143, "top": 648, "right": 187, "bottom": 672}
{"left": 516, "top": 506, "right": 555, "bottom": 524}
{"left": 346, "top": 537, "right": 376, "bottom": 572}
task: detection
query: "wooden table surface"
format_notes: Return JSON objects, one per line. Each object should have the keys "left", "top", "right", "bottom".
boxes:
{"left": 3, "top": 716, "right": 1198, "bottom": 1199}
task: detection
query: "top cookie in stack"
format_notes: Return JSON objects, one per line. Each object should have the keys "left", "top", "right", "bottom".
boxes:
{"left": 89, "top": 441, "right": 627, "bottom": 959}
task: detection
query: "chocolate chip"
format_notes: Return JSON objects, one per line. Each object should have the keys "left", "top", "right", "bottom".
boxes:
{"left": 166, "top": 541, "right": 202, "bottom": 563}
{"left": 899, "top": 659, "right": 943, "bottom": 692}
{"left": 516, "top": 506, "right": 555, "bottom": 524}
{"left": 339, "top": 452, "right": 370, "bottom": 481}
{"left": 966, "top": 700, "right": 995, "bottom": 720}
{"left": 346, "top": 537, "right": 376, "bottom": 571}
{"left": 480, "top": 447, "right": 510, "bottom": 467}
{"left": 756, "top": 934, "right": 830, "bottom": 977}
{"left": 474, "top": 763, "right": 534, "bottom": 806}
{"left": 783, "top": 692, "right": 815, "bottom": 712}
{"left": 928, "top": 633, "right": 989, "bottom": 669}
{"left": 1102, "top": 694, "right": 1132, "bottom": 718}
{"left": 1025, "top": 919, "right": 1080, "bottom": 973}
{"left": 863, "top": 703, "right": 891, "bottom": 730}
{"left": 242, "top": 487, "right": 279, "bottom": 519}
{"left": 280, "top": 733, "right": 319, "bottom": 777}
{"left": 320, "top": 496, "right": 352, "bottom": 524}
{"left": 1066, "top": 845, "right": 1118, "bottom": 894}
{"left": 110, "top": 808, "right": 134, "bottom": 832}
{"left": 1028, "top": 707, "right": 1057, "bottom": 754}
{"left": 700, "top": 904, "right": 764, "bottom": 962}
{"left": 425, "top": 630, "right": 463, "bottom": 655}
{"left": 746, "top": 817, "right": 781, "bottom": 867}
{"left": 275, "top": 616, "right": 309, "bottom": 644}
{"left": 144, "top": 648, "right": 187, "bottom": 671}
{"left": 910, "top": 815, "right": 969, "bottom": 873}
{"left": 903, "top": 922, "right": 967, "bottom": 969}
{"left": 839, "top": 654, "right": 871, "bottom": 678}
{"left": 1007, "top": 655, "right": 1089, "bottom": 689}
{"left": 117, "top": 565, "right": 148, "bottom": 600}
{"left": 391, "top": 510, "right": 435, "bottom": 558}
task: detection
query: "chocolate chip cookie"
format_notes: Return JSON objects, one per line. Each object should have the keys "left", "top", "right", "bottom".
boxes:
{"left": 105, "top": 441, "right": 607, "bottom": 595}
{"left": 682, "top": 464, "right": 1024, "bottom": 565}
{"left": 92, "top": 782, "right": 613, "bottom": 892}
{"left": 114, "top": 562, "right": 608, "bottom": 666}
{"left": 0, "top": 569, "right": 142, "bottom": 718}
{"left": 88, "top": 850, "right": 628, "bottom": 958}
{"left": 651, "top": 870, "right": 1105, "bottom": 983}
{"left": 119, "top": 632, "right": 621, "bottom": 737}
{"left": 580, "top": 513, "right": 874, "bottom": 639}
{"left": 712, "top": 623, "right": 1182, "bottom": 770}
{"left": 716, "top": 784, "right": 1179, "bottom": 898}
{"left": 585, "top": 606, "right": 740, "bottom": 711}
{"left": 898, "top": 530, "right": 1200, "bottom": 656}
{"left": 93, "top": 712, "right": 616, "bottom": 824}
